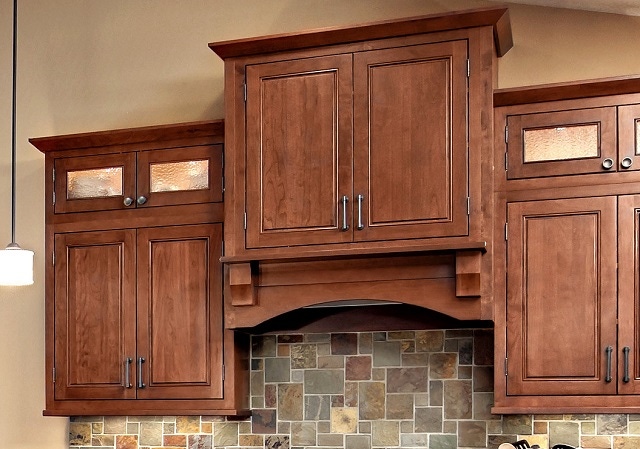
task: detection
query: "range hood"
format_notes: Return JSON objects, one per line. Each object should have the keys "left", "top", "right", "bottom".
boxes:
{"left": 223, "top": 247, "right": 490, "bottom": 332}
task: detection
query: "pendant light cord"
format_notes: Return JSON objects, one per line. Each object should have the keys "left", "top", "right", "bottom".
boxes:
{"left": 10, "top": 0, "right": 17, "bottom": 245}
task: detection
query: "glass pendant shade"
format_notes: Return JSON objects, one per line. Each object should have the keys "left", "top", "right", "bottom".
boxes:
{"left": 0, "top": 243, "right": 34, "bottom": 286}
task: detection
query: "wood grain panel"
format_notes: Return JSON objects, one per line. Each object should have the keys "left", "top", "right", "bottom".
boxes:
{"left": 137, "top": 224, "right": 223, "bottom": 400}
{"left": 506, "top": 197, "right": 617, "bottom": 395}
{"left": 245, "top": 54, "right": 353, "bottom": 248}
{"left": 618, "top": 195, "right": 640, "bottom": 394}
{"left": 54, "top": 230, "right": 136, "bottom": 400}
{"left": 353, "top": 39, "right": 468, "bottom": 241}
{"left": 618, "top": 104, "right": 640, "bottom": 174}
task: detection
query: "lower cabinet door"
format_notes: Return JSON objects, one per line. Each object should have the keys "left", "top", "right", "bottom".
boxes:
{"left": 54, "top": 229, "right": 137, "bottom": 400}
{"left": 136, "top": 224, "right": 224, "bottom": 400}
{"left": 506, "top": 196, "right": 618, "bottom": 395}
{"left": 618, "top": 195, "right": 640, "bottom": 394}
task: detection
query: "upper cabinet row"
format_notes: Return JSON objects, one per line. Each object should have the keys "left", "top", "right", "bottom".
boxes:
{"left": 210, "top": 7, "right": 513, "bottom": 258}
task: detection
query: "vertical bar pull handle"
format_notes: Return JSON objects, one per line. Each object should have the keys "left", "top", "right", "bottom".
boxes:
{"left": 356, "top": 194, "right": 364, "bottom": 230}
{"left": 137, "top": 357, "right": 146, "bottom": 389}
{"left": 605, "top": 346, "right": 613, "bottom": 383}
{"left": 623, "top": 346, "right": 631, "bottom": 383}
{"left": 340, "top": 195, "right": 349, "bottom": 231}
{"left": 123, "top": 357, "right": 133, "bottom": 388}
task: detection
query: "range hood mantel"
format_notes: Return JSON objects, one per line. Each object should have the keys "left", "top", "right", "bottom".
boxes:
{"left": 223, "top": 247, "right": 488, "bottom": 330}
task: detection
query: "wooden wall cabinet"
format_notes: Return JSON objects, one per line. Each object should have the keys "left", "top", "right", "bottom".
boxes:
{"left": 31, "top": 121, "right": 249, "bottom": 416}
{"left": 210, "top": 7, "right": 513, "bottom": 326}
{"left": 494, "top": 77, "right": 640, "bottom": 413}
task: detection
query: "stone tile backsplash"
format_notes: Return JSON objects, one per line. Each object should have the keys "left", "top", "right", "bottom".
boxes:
{"left": 69, "top": 329, "right": 640, "bottom": 449}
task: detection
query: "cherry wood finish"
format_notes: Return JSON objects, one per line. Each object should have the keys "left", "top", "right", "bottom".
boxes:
{"left": 136, "top": 224, "right": 223, "bottom": 400}
{"left": 618, "top": 195, "right": 640, "bottom": 395}
{"left": 53, "top": 144, "right": 222, "bottom": 214}
{"left": 212, "top": 10, "right": 509, "bottom": 324}
{"left": 209, "top": 6, "right": 512, "bottom": 58}
{"left": 494, "top": 74, "right": 640, "bottom": 107}
{"left": 506, "top": 107, "right": 617, "bottom": 179}
{"left": 353, "top": 40, "right": 469, "bottom": 241}
{"left": 54, "top": 230, "right": 137, "bottom": 400}
{"left": 493, "top": 78, "right": 640, "bottom": 413}
{"left": 32, "top": 121, "right": 249, "bottom": 416}
{"left": 506, "top": 197, "right": 617, "bottom": 396}
{"left": 245, "top": 54, "right": 353, "bottom": 248}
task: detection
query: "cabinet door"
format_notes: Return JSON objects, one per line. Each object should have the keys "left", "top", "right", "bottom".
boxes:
{"left": 136, "top": 224, "right": 224, "bottom": 399}
{"left": 353, "top": 40, "right": 469, "bottom": 241}
{"left": 618, "top": 104, "right": 640, "bottom": 173}
{"left": 245, "top": 55, "right": 354, "bottom": 248}
{"left": 618, "top": 195, "right": 640, "bottom": 393}
{"left": 54, "top": 153, "right": 137, "bottom": 213}
{"left": 137, "top": 145, "right": 223, "bottom": 208}
{"left": 506, "top": 107, "right": 617, "bottom": 179}
{"left": 506, "top": 197, "right": 617, "bottom": 395}
{"left": 54, "top": 230, "right": 137, "bottom": 400}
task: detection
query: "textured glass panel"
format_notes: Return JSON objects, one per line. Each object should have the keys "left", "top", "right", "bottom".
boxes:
{"left": 635, "top": 119, "right": 640, "bottom": 156}
{"left": 150, "top": 160, "right": 209, "bottom": 192}
{"left": 67, "top": 167, "right": 123, "bottom": 199}
{"left": 523, "top": 124, "right": 599, "bottom": 162}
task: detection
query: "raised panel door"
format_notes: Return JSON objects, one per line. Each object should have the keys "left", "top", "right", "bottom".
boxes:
{"left": 136, "top": 224, "right": 224, "bottom": 399}
{"left": 618, "top": 195, "right": 640, "bottom": 394}
{"left": 353, "top": 40, "right": 469, "bottom": 241}
{"left": 245, "top": 55, "right": 353, "bottom": 248}
{"left": 506, "top": 197, "right": 617, "bottom": 395}
{"left": 54, "top": 230, "right": 137, "bottom": 400}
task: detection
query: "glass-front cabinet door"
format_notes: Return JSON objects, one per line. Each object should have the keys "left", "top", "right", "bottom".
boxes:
{"left": 506, "top": 107, "right": 617, "bottom": 179}
{"left": 54, "top": 145, "right": 222, "bottom": 213}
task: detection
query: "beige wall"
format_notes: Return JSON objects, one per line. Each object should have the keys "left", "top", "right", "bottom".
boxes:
{"left": 1, "top": 1, "right": 640, "bottom": 447}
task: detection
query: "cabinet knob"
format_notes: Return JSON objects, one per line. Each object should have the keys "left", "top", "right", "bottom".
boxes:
{"left": 136, "top": 195, "right": 148, "bottom": 205}
{"left": 123, "top": 197, "right": 134, "bottom": 207}
{"left": 621, "top": 157, "right": 633, "bottom": 169}
{"left": 602, "top": 158, "right": 614, "bottom": 170}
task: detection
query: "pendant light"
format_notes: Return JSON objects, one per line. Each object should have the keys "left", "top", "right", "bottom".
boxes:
{"left": 0, "top": 0, "right": 34, "bottom": 286}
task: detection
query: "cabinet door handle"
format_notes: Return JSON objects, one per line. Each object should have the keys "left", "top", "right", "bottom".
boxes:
{"left": 605, "top": 346, "right": 613, "bottom": 383}
{"left": 123, "top": 197, "right": 134, "bottom": 207}
{"left": 623, "top": 346, "right": 631, "bottom": 383}
{"left": 340, "top": 195, "right": 349, "bottom": 231}
{"left": 137, "top": 357, "right": 146, "bottom": 389}
{"left": 136, "top": 195, "right": 148, "bottom": 205}
{"left": 621, "top": 157, "right": 633, "bottom": 169}
{"left": 356, "top": 194, "right": 364, "bottom": 230}
{"left": 123, "top": 357, "right": 133, "bottom": 388}
{"left": 602, "top": 158, "right": 614, "bottom": 170}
